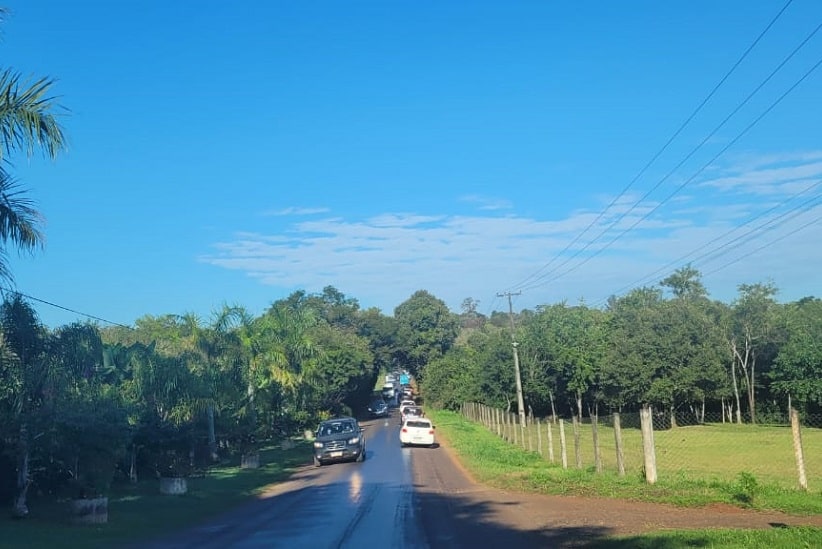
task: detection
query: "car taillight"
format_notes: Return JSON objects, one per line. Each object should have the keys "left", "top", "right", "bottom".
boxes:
{"left": 401, "top": 428, "right": 407, "bottom": 433}
{"left": 429, "top": 430, "right": 434, "bottom": 435}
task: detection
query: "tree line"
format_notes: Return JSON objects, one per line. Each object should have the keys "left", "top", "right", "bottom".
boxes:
{"left": 421, "top": 267, "right": 822, "bottom": 432}
{"left": 0, "top": 287, "right": 453, "bottom": 516}
{"left": 1, "top": 269, "right": 820, "bottom": 516}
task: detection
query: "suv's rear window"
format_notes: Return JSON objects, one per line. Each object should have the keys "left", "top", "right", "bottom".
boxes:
{"left": 407, "top": 420, "right": 431, "bottom": 428}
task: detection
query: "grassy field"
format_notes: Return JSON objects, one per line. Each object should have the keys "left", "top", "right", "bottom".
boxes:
{"left": 475, "top": 407, "right": 822, "bottom": 493}
{"left": 0, "top": 442, "right": 311, "bottom": 549}
{"left": 429, "top": 408, "right": 822, "bottom": 548}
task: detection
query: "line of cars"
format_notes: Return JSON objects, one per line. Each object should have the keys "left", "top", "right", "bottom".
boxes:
{"left": 396, "top": 396, "right": 435, "bottom": 447}
{"left": 312, "top": 373, "right": 435, "bottom": 467}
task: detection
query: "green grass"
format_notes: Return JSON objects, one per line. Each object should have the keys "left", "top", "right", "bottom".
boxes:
{"left": 587, "top": 526, "right": 822, "bottom": 548}
{"left": 428, "top": 410, "right": 822, "bottom": 514}
{"left": 429, "top": 409, "right": 822, "bottom": 548}
{"left": 494, "top": 414, "right": 822, "bottom": 492}
{"left": 0, "top": 442, "right": 311, "bottom": 549}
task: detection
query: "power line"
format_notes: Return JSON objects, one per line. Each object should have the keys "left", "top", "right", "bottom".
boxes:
{"left": 0, "top": 286, "right": 132, "bottom": 329}
{"left": 516, "top": 19, "right": 822, "bottom": 294}
{"left": 592, "top": 190, "right": 821, "bottom": 306}
{"left": 504, "top": 0, "right": 796, "bottom": 293}
{"left": 693, "top": 197, "right": 821, "bottom": 268}
{"left": 518, "top": 50, "right": 822, "bottom": 294}
{"left": 701, "top": 215, "right": 820, "bottom": 278}
{"left": 597, "top": 181, "right": 822, "bottom": 297}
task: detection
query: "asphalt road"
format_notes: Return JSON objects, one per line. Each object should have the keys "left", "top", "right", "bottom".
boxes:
{"left": 137, "top": 411, "right": 557, "bottom": 549}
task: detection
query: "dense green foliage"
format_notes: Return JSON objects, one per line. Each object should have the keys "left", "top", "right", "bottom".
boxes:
{"left": 0, "top": 287, "right": 404, "bottom": 514}
{"left": 423, "top": 270, "right": 821, "bottom": 432}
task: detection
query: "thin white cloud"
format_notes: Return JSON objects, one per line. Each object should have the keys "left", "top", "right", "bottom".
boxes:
{"left": 459, "top": 194, "right": 514, "bottom": 211}
{"left": 367, "top": 213, "right": 446, "bottom": 228}
{"left": 724, "top": 150, "right": 822, "bottom": 173}
{"left": 201, "top": 155, "right": 822, "bottom": 312}
{"left": 263, "top": 206, "right": 330, "bottom": 216}
{"left": 699, "top": 156, "right": 822, "bottom": 196}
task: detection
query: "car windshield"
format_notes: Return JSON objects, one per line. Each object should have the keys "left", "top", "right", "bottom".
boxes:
{"left": 318, "top": 421, "right": 355, "bottom": 437}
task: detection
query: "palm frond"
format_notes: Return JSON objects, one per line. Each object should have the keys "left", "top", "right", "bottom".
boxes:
{"left": 0, "top": 167, "right": 44, "bottom": 283}
{"left": 0, "top": 68, "right": 68, "bottom": 160}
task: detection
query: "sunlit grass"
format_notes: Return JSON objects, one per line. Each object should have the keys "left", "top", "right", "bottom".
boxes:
{"left": 428, "top": 409, "right": 822, "bottom": 515}
{"left": 429, "top": 409, "right": 822, "bottom": 547}
{"left": 588, "top": 526, "right": 822, "bottom": 548}
{"left": 507, "top": 417, "right": 822, "bottom": 491}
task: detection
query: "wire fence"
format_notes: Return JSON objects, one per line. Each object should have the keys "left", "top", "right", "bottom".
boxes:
{"left": 460, "top": 402, "right": 821, "bottom": 491}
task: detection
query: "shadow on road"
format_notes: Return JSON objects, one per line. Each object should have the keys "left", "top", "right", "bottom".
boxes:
{"left": 414, "top": 488, "right": 613, "bottom": 548}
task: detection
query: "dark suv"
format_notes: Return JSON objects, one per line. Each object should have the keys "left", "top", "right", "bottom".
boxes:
{"left": 312, "top": 417, "right": 366, "bottom": 466}
{"left": 367, "top": 398, "right": 389, "bottom": 418}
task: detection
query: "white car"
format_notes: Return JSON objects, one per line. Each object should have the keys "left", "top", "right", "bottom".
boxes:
{"left": 399, "top": 418, "right": 435, "bottom": 447}
{"left": 399, "top": 399, "right": 416, "bottom": 415}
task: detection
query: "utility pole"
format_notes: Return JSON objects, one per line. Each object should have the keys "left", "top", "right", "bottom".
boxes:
{"left": 498, "top": 291, "right": 526, "bottom": 427}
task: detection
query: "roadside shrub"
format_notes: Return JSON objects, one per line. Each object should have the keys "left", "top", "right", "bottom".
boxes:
{"left": 732, "top": 471, "right": 759, "bottom": 505}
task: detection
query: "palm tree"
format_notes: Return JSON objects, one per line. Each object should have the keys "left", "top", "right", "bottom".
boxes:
{"left": 178, "top": 312, "right": 231, "bottom": 462}
{"left": 0, "top": 8, "right": 68, "bottom": 282}
{"left": 0, "top": 294, "right": 49, "bottom": 517}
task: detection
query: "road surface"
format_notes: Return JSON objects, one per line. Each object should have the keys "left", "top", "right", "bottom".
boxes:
{"left": 137, "top": 412, "right": 555, "bottom": 548}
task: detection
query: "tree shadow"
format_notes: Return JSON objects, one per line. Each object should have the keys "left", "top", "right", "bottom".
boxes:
{"left": 414, "top": 487, "right": 611, "bottom": 548}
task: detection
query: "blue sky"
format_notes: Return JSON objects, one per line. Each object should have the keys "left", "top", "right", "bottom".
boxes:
{"left": 4, "top": 1, "right": 821, "bottom": 328}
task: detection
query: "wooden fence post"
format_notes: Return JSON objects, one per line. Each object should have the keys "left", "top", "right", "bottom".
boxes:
{"left": 526, "top": 420, "right": 532, "bottom": 451}
{"left": 559, "top": 419, "right": 568, "bottom": 469}
{"left": 640, "top": 404, "right": 657, "bottom": 484}
{"left": 613, "top": 412, "right": 625, "bottom": 477}
{"left": 536, "top": 417, "right": 543, "bottom": 456}
{"left": 790, "top": 407, "right": 808, "bottom": 491}
{"left": 572, "top": 416, "right": 582, "bottom": 469}
{"left": 547, "top": 421, "right": 555, "bottom": 463}
{"left": 592, "top": 413, "right": 602, "bottom": 473}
